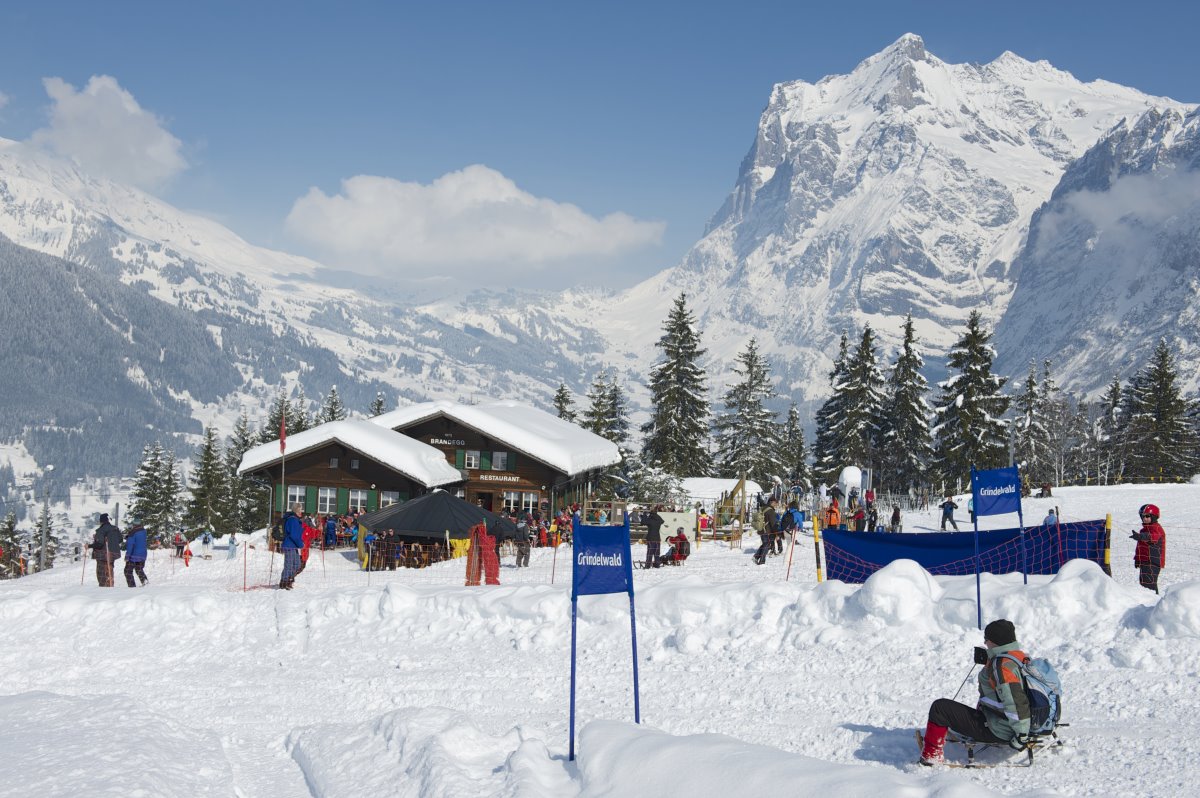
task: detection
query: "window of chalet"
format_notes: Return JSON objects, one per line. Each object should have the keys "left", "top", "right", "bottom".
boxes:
{"left": 492, "top": 451, "right": 508, "bottom": 471}
{"left": 464, "top": 450, "right": 480, "bottom": 469}
{"left": 521, "top": 492, "right": 538, "bottom": 513}
{"left": 380, "top": 491, "right": 401, "bottom": 507}
{"left": 502, "top": 491, "right": 520, "bottom": 514}
{"left": 348, "top": 489, "right": 368, "bottom": 512}
{"left": 329, "top": 457, "right": 338, "bottom": 469}
{"left": 286, "top": 485, "right": 306, "bottom": 508}
{"left": 318, "top": 487, "right": 337, "bottom": 514}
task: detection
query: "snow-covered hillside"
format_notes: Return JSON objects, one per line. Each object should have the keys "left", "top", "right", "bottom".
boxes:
{"left": 1, "top": 483, "right": 1197, "bottom": 796}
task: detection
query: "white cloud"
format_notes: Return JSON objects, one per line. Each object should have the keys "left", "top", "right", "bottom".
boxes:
{"left": 285, "top": 165, "right": 665, "bottom": 279}
{"left": 30, "top": 75, "right": 187, "bottom": 190}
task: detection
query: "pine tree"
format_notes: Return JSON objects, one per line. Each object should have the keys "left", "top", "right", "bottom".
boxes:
{"left": 838, "top": 325, "right": 887, "bottom": 471}
{"left": 369, "top": 391, "right": 387, "bottom": 417}
{"left": 1011, "top": 362, "right": 1051, "bottom": 485}
{"left": 813, "top": 333, "right": 851, "bottom": 483}
{"left": 319, "top": 385, "right": 348, "bottom": 423}
{"left": 185, "top": 427, "right": 229, "bottom": 535}
{"left": 581, "top": 371, "right": 614, "bottom": 440}
{"left": 225, "top": 413, "right": 266, "bottom": 535}
{"left": 0, "top": 512, "right": 21, "bottom": 579}
{"left": 158, "top": 449, "right": 183, "bottom": 533}
{"left": 290, "top": 390, "right": 313, "bottom": 433}
{"left": 877, "top": 315, "right": 932, "bottom": 493}
{"left": 780, "top": 403, "right": 810, "bottom": 488}
{"left": 641, "top": 292, "right": 710, "bottom": 477}
{"left": 1121, "top": 340, "right": 1200, "bottom": 482}
{"left": 261, "top": 390, "right": 291, "bottom": 445}
{"left": 713, "top": 338, "right": 783, "bottom": 487}
{"left": 128, "top": 442, "right": 164, "bottom": 528}
{"left": 606, "top": 375, "right": 631, "bottom": 447}
{"left": 553, "top": 383, "right": 576, "bottom": 422}
{"left": 31, "top": 499, "right": 58, "bottom": 571}
{"left": 1095, "top": 376, "right": 1126, "bottom": 484}
{"left": 931, "top": 311, "right": 1011, "bottom": 490}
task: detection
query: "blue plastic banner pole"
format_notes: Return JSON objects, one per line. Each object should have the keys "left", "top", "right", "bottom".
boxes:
{"left": 569, "top": 596, "right": 578, "bottom": 761}
{"left": 628, "top": 592, "right": 641, "bottom": 724}
{"left": 1017, "top": 473, "right": 1028, "bottom": 585}
{"left": 971, "top": 467, "right": 982, "bottom": 630}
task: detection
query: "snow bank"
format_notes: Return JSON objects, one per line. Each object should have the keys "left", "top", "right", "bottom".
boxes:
{"left": 1147, "top": 580, "right": 1200, "bottom": 639}
{"left": 0, "top": 691, "right": 233, "bottom": 797}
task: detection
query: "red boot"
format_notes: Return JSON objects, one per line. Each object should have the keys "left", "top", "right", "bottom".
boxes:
{"left": 920, "top": 722, "right": 948, "bottom": 765}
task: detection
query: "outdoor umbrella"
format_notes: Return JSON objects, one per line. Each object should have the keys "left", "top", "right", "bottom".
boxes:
{"left": 356, "top": 489, "right": 520, "bottom": 540}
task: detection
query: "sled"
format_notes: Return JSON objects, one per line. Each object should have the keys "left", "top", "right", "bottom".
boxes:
{"left": 916, "top": 726, "right": 1066, "bottom": 768}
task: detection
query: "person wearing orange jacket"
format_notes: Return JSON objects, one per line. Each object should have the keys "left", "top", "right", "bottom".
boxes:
{"left": 1131, "top": 503, "right": 1166, "bottom": 594}
{"left": 823, "top": 498, "right": 842, "bottom": 530}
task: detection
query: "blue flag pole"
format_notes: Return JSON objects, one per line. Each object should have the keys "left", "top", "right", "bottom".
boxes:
{"left": 971, "top": 467, "right": 982, "bottom": 630}
{"left": 569, "top": 596, "right": 578, "bottom": 761}
{"left": 629, "top": 591, "right": 641, "bottom": 724}
{"left": 1016, "top": 472, "right": 1027, "bottom": 585}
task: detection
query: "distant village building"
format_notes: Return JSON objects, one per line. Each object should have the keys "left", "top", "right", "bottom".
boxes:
{"left": 238, "top": 401, "right": 622, "bottom": 519}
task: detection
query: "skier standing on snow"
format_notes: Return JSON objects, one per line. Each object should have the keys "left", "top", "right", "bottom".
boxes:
{"left": 753, "top": 497, "right": 779, "bottom": 565}
{"left": 1131, "top": 503, "right": 1166, "bottom": 594}
{"left": 918, "top": 619, "right": 1031, "bottom": 766}
{"left": 939, "top": 496, "right": 959, "bottom": 531}
{"left": 123, "top": 519, "right": 149, "bottom": 587}
{"left": 643, "top": 505, "right": 664, "bottom": 568}
{"left": 91, "top": 513, "right": 122, "bottom": 587}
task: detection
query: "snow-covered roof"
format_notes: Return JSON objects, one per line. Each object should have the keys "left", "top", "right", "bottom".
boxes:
{"left": 371, "top": 400, "right": 622, "bottom": 476}
{"left": 680, "top": 477, "right": 765, "bottom": 503}
{"left": 238, "top": 419, "right": 462, "bottom": 488}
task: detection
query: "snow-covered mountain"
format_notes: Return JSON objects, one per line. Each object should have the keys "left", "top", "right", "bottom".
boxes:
{"left": 3, "top": 33, "right": 1198, "bottom": 488}
{"left": 994, "top": 106, "right": 1200, "bottom": 391}
{"left": 565, "top": 33, "right": 1193, "bottom": 405}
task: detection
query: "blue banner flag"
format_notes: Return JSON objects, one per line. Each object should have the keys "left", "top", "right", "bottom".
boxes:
{"left": 572, "top": 525, "right": 634, "bottom": 598}
{"left": 972, "top": 466, "right": 1022, "bottom": 517}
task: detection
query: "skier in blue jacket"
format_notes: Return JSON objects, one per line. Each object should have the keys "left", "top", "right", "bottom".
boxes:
{"left": 123, "top": 521, "right": 149, "bottom": 587}
{"left": 279, "top": 503, "right": 305, "bottom": 590}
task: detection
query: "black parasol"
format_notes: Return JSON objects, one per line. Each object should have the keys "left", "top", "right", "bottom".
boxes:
{"left": 356, "top": 489, "right": 520, "bottom": 540}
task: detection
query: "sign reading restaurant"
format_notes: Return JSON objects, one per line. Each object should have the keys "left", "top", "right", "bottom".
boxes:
{"left": 430, "top": 437, "right": 466, "bottom": 447}
{"left": 479, "top": 473, "right": 521, "bottom": 483}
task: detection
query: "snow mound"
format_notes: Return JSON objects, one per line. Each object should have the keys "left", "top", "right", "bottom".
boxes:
{"left": 576, "top": 720, "right": 1000, "bottom": 797}
{"left": 850, "top": 559, "right": 945, "bottom": 627}
{"left": 0, "top": 691, "right": 233, "bottom": 797}
{"left": 1147, "top": 580, "right": 1200, "bottom": 639}
{"left": 288, "top": 706, "right": 574, "bottom": 798}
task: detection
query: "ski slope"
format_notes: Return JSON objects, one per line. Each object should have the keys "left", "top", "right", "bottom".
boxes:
{"left": 0, "top": 483, "right": 1197, "bottom": 797}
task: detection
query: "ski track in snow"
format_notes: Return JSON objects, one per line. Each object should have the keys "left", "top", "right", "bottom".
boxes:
{"left": 1, "top": 484, "right": 1198, "bottom": 797}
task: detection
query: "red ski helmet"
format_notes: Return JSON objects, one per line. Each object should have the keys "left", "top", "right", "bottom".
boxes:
{"left": 1139, "top": 503, "right": 1160, "bottom": 521}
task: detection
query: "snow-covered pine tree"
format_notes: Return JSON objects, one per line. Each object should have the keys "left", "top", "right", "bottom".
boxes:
{"left": 319, "top": 385, "right": 348, "bottom": 423}
{"left": 813, "top": 332, "right": 850, "bottom": 483}
{"left": 780, "top": 403, "right": 810, "bottom": 489}
{"left": 877, "top": 314, "right": 932, "bottom": 493}
{"left": 31, "top": 499, "right": 58, "bottom": 571}
{"left": 128, "top": 442, "right": 164, "bottom": 528}
{"left": 1121, "top": 339, "right": 1200, "bottom": 482}
{"left": 224, "top": 413, "right": 266, "bottom": 535}
{"left": 626, "top": 457, "right": 688, "bottom": 506}
{"left": 0, "top": 512, "right": 21, "bottom": 579}
{"left": 261, "top": 390, "right": 291, "bottom": 445}
{"left": 713, "top": 338, "right": 783, "bottom": 488}
{"left": 185, "top": 427, "right": 228, "bottom": 535}
{"left": 581, "top": 371, "right": 614, "bottom": 440}
{"left": 641, "top": 292, "right": 710, "bottom": 477}
{"left": 931, "top": 310, "right": 1011, "bottom": 490}
{"left": 158, "top": 448, "right": 183, "bottom": 533}
{"left": 368, "top": 391, "right": 387, "bottom": 417}
{"left": 606, "top": 374, "right": 632, "bottom": 447}
{"left": 553, "top": 383, "right": 577, "bottom": 422}
{"left": 289, "top": 391, "right": 313, "bottom": 434}
{"left": 1011, "top": 362, "right": 1051, "bottom": 485}
{"left": 838, "top": 324, "right": 887, "bottom": 473}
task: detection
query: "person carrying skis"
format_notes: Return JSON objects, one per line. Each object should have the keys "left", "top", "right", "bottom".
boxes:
{"left": 1131, "top": 503, "right": 1166, "bottom": 594}
{"left": 918, "top": 619, "right": 1031, "bottom": 766}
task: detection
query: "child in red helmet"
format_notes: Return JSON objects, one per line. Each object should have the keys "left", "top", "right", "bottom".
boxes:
{"left": 1130, "top": 503, "right": 1166, "bottom": 594}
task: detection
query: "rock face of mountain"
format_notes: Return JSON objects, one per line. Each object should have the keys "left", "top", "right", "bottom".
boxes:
{"left": 590, "top": 34, "right": 1190, "bottom": 404}
{"left": 994, "top": 106, "right": 1200, "bottom": 391}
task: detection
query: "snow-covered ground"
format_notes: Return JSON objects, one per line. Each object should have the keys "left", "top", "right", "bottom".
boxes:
{"left": 1, "top": 484, "right": 1196, "bottom": 797}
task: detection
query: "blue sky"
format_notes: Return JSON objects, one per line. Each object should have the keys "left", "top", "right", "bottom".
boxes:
{"left": 1, "top": 1, "right": 1197, "bottom": 291}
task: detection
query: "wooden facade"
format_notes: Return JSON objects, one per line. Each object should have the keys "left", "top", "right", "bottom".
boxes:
{"left": 254, "top": 441, "right": 434, "bottom": 520}
{"left": 391, "top": 417, "right": 594, "bottom": 514}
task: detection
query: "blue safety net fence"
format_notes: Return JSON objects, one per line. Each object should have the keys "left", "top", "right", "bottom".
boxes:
{"left": 821, "top": 520, "right": 1109, "bottom": 583}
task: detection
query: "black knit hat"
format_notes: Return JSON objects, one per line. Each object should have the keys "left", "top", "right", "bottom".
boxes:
{"left": 984, "top": 619, "right": 1016, "bottom": 647}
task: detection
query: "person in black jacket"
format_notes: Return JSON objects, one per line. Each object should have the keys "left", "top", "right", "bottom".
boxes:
{"left": 644, "top": 505, "right": 665, "bottom": 568}
{"left": 754, "top": 498, "right": 779, "bottom": 565}
{"left": 91, "top": 513, "right": 122, "bottom": 587}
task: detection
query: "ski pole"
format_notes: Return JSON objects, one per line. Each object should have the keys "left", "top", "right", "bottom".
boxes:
{"left": 951, "top": 664, "right": 977, "bottom": 702}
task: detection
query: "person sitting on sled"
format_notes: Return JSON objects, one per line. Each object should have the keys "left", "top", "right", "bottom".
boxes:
{"left": 918, "top": 619, "right": 1031, "bottom": 766}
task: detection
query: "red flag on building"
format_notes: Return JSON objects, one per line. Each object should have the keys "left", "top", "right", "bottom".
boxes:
{"left": 280, "top": 416, "right": 287, "bottom": 453}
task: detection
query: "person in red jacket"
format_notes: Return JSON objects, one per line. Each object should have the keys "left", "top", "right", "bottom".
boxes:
{"left": 1131, "top": 503, "right": 1166, "bottom": 594}
{"left": 297, "top": 515, "right": 321, "bottom": 576}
